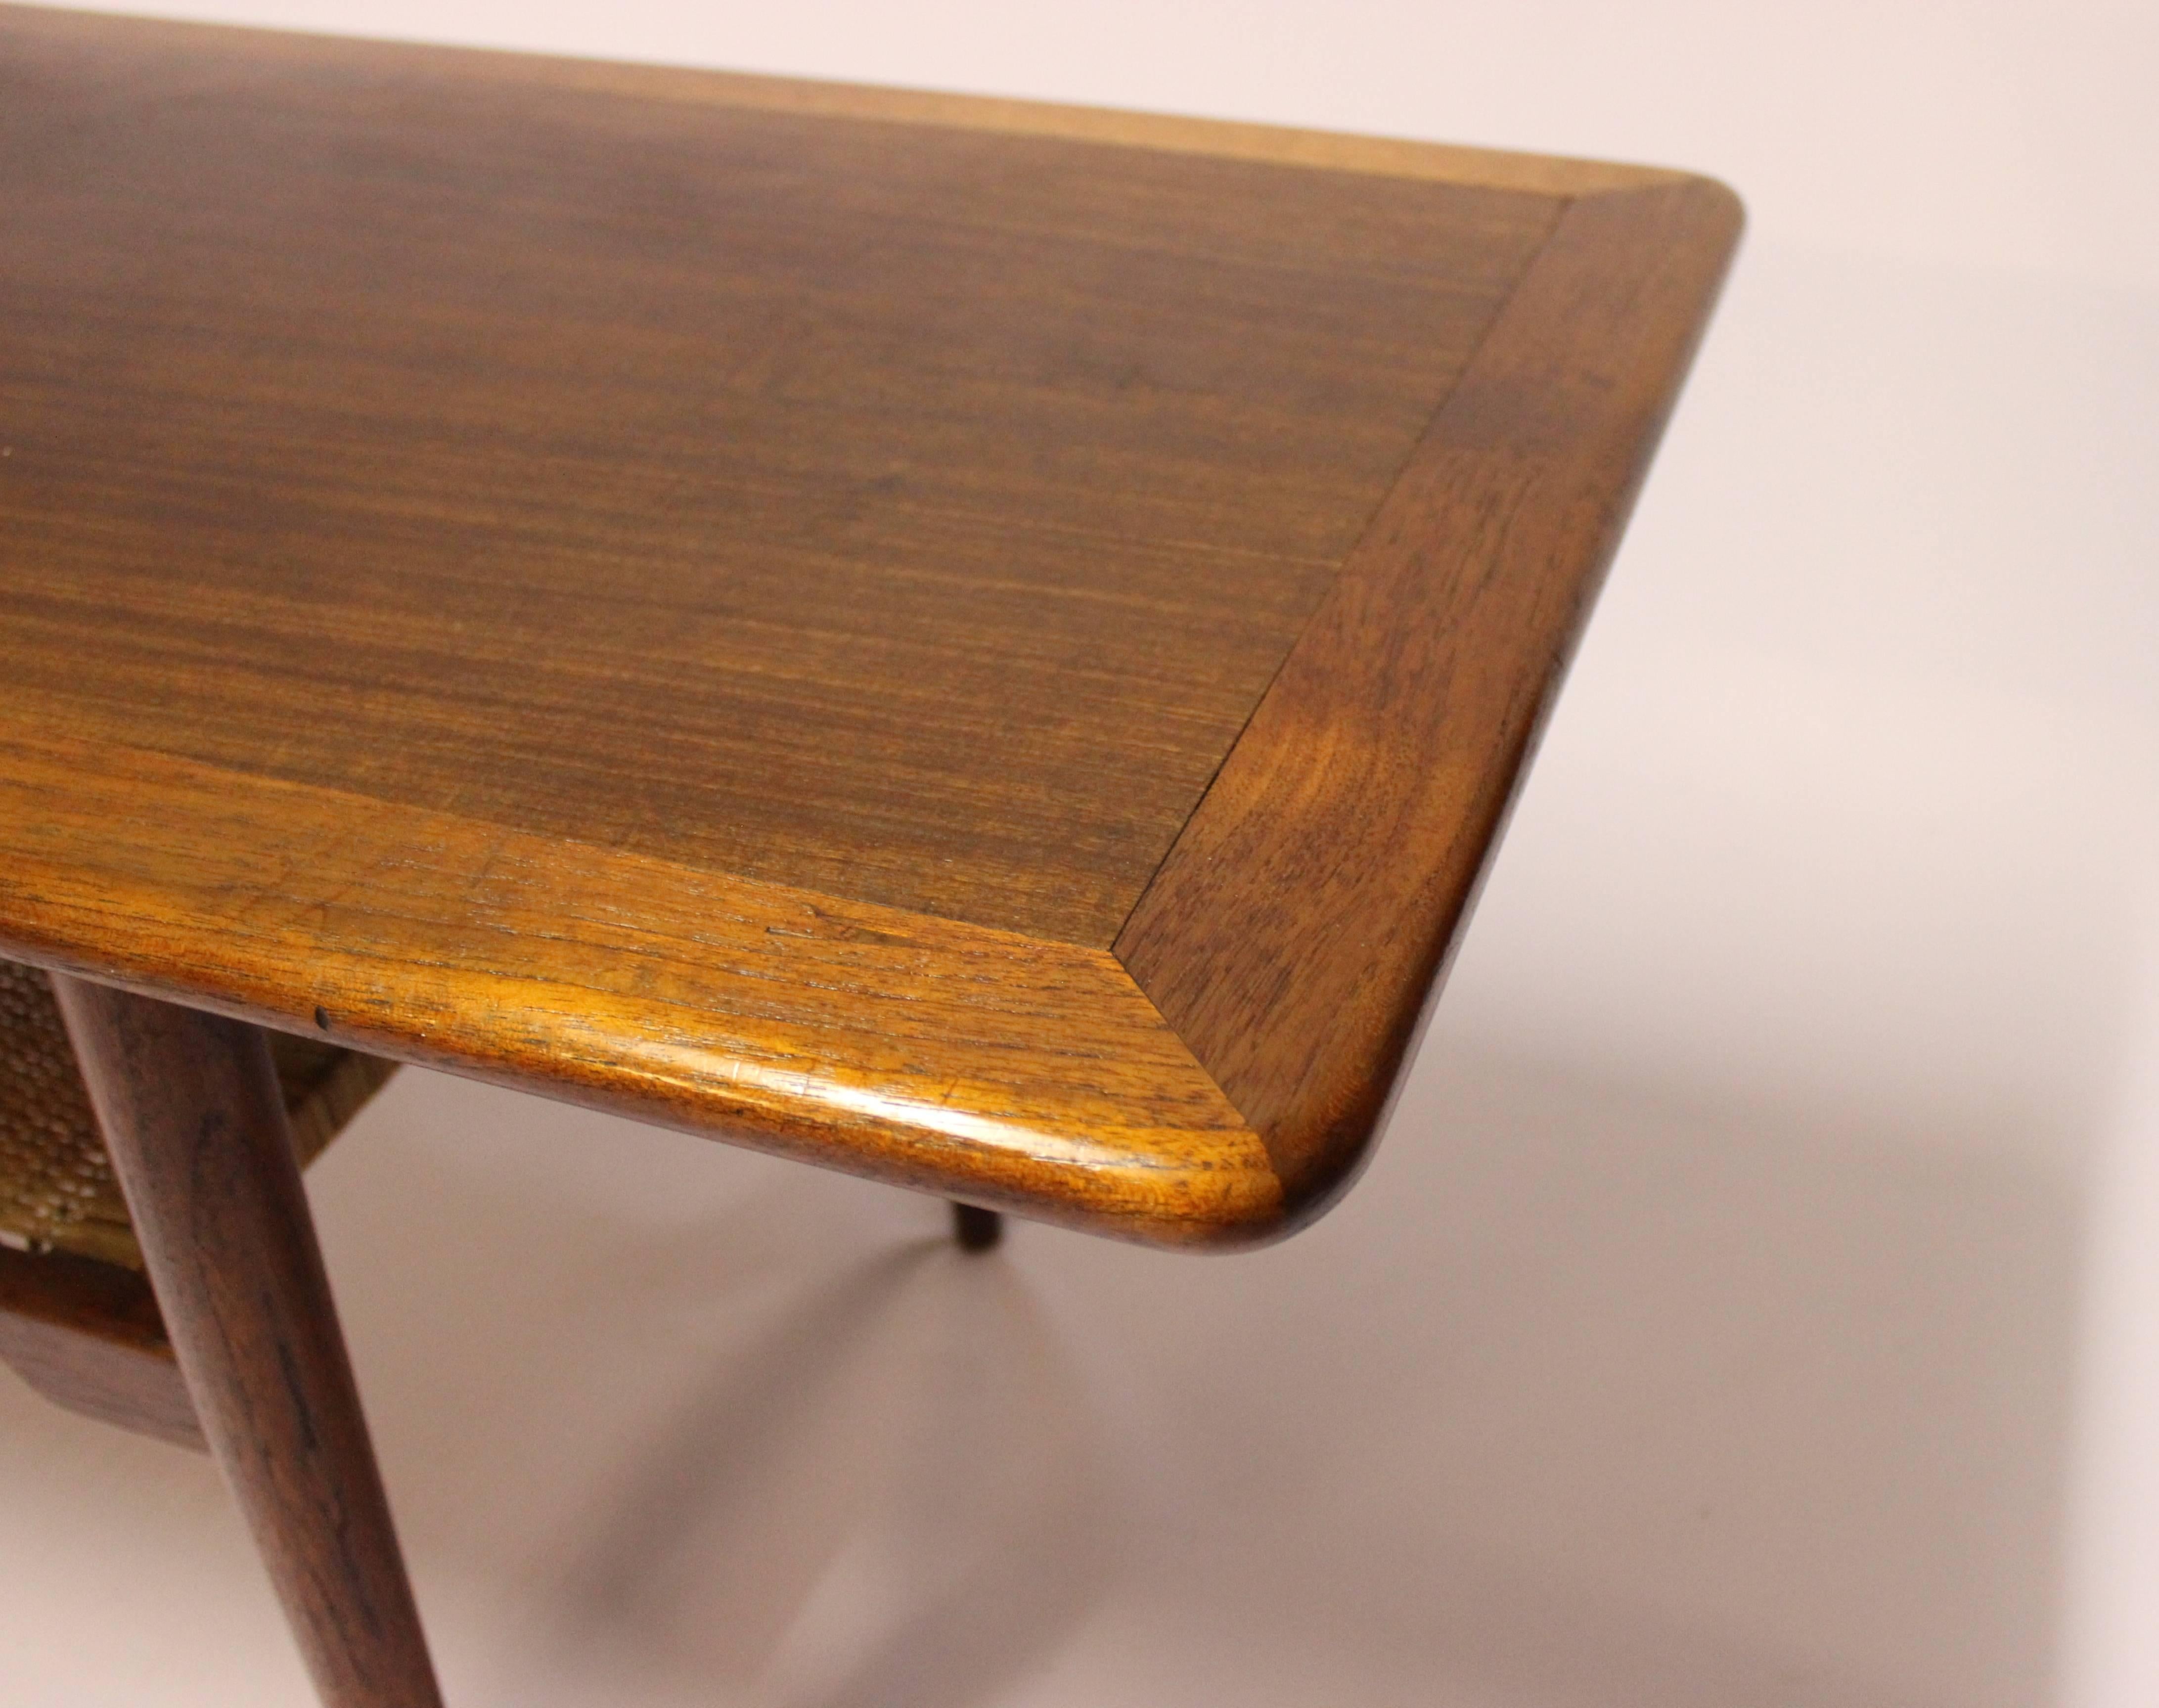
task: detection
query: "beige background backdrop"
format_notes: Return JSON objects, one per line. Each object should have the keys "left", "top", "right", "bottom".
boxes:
{"left": 3, "top": 2, "right": 2155, "bottom": 1704}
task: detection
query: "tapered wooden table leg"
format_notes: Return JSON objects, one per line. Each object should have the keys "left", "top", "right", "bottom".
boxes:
{"left": 52, "top": 976, "right": 443, "bottom": 1708}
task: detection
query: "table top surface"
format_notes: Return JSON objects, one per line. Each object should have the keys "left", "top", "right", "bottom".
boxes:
{"left": 0, "top": 4, "right": 1739, "bottom": 1245}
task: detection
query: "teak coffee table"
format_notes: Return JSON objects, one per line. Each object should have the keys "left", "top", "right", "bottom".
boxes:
{"left": 0, "top": 7, "right": 1739, "bottom": 1703}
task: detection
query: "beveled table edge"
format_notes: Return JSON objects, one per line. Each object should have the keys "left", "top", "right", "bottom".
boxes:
{"left": 1118, "top": 176, "right": 1745, "bottom": 1221}
{"left": 0, "top": 718, "right": 1286, "bottom": 1248}
{"left": 0, "top": 6, "right": 1742, "bottom": 1247}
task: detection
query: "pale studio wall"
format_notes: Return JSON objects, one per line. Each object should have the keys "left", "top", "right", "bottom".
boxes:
{"left": 4, "top": 3, "right": 2155, "bottom": 1705}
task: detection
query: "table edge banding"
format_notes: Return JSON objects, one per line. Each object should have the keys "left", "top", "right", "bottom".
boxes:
{"left": 0, "top": 7, "right": 1743, "bottom": 1247}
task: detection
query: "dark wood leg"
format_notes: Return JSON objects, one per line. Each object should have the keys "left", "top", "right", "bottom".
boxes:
{"left": 950, "top": 1201, "right": 1003, "bottom": 1252}
{"left": 52, "top": 976, "right": 443, "bottom": 1708}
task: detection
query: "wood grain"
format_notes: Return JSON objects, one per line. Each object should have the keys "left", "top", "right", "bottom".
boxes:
{"left": 1, "top": 950, "right": 395, "bottom": 1269}
{"left": 51, "top": 975, "right": 443, "bottom": 1708}
{"left": 1118, "top": 180, "right": 1744, "bottom": 1219}
{"left": 0, "top": 713, "right": 1280, "bottom": 1244}
{"left": 0, "top": 5, "right": 1740, "bottom": 1248}
{"left": 0, "top": 4, "right": 1684, "bottom": 197}
{"left": 0, "top": 3, "right": 1555, "bottom": 947}
{"left": 0, "top": 1241, "right": 202, "bottom": 1449}
{"left": 0, "top": 962, "right": 392, "bottom": 1446}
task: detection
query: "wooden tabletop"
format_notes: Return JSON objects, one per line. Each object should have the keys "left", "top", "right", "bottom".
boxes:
{"left": 0, "top": 5, "right": 1739, "bottom": 1246}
